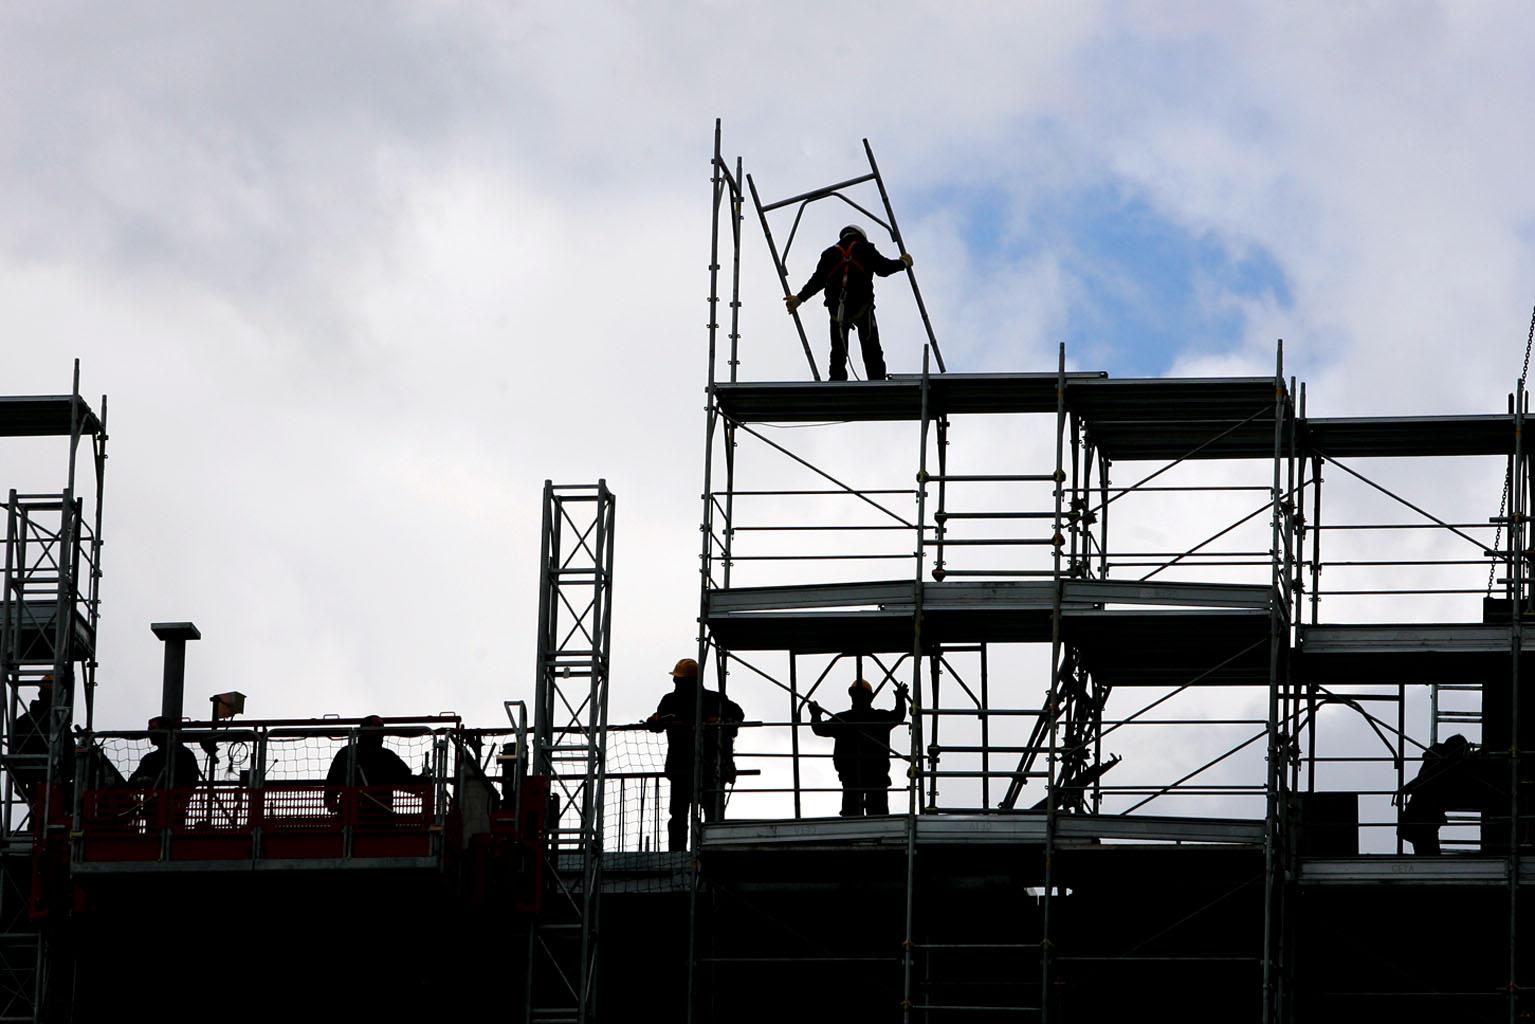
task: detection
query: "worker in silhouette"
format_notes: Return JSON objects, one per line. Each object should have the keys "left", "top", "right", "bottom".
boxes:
{"left": 1399, "top": 733, "right": 1489, "bottom": 855}
{"left": 810, "top": 678, "right": 909, "bottom": 816}
{"left": 325, "top": 715, "right": 413, "bottom": 820}
{"left": 11, "top": 675, "right": 56, "bottom": 810}
{"left": 784, "top": 225, "right": 913, "bottom": 382}
{"left": 128, "top": 716, "right": 201, "bottom": 789}
{"left": 647, "top": 658, "right": 745, "bottom": 851}
{"left": 126, "top": 716, "right": 202, "bottom": 830}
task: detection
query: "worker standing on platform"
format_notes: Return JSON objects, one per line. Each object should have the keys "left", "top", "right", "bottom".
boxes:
{"left": 784, "top": 225, "right": 913, "bottom": 382}
{"left": 647, "top": 658, "right": 744, "bottom": 851}
{"left": 810, "top": 679, "right": 908, "bottom": 816}
{"left": 325, "top": 715, "right": 413, "bottom": 819}
{"left": 128, "top": 716, "right": 201, "bottom": 790}
{"left": 127, "top": 716, "right": 202, "bottom": 830}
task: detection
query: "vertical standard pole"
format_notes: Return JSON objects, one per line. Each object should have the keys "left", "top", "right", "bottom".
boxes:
{"left": 688, "top": 123, "right": 736, "bottom": 1022}
{"left": 707, "top": 119, "right": 723, "bottom": 389}
{"left": 902, "top": 345, "right": 933, "bottom": 1023}
{"left": 928, "top": 654, "right": 942, "bottom": 808}
{"left": 1041, "top": 342, "right": 1067, "bottom": 1024}
{"left": 790, "top": 654, "right": 802, "bottom": 820}
{"left": 84, "top": 393, "right": 106, "bottom": 731}
{"left": 1099, "top": 457, "right": 1112, "bottom": 580}
{"left": 862, "top": 139, "right": 946, "bottom": 373}
{"left": 1508, "top": 383, "right": 1525, "bottom": 1024}
{"left": 532, "top": 482, "right": 555, "bottom": 776}
{"left": 934, "top": 417, "right": 949, "bottom": 580}
{"left": 1262, "top": 341, "right": 1285, "bottom": 1024}
{"left": 729, "top": 154, "right": 743, "bottom": 383}
{"left": 980, "top": 644, "right": 991, "bottom": 810}
{"left": 746, "top": 173, "right": 820, "bottom": 380}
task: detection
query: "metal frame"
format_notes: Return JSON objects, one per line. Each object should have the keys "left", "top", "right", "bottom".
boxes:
{"left": 528, "top": 480, "right": 616, "bottom": 1024}
{"left": 0, "top": 361, "right": 107, "bottom": 1024}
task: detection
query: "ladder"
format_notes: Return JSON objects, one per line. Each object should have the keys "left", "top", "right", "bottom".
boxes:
{"left": 526, "top": 482, "right": 615, "bottom": 1024}
{"left": 747, "top": 139, "right": 946, "bottom": 380}
{"left": 1429, "top": 681, "right": 1482, "bottom": 746}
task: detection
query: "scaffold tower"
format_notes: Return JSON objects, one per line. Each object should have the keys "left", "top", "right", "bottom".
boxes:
{"left": 671, "top": 123, "right": 1530, "bottom": 1023}
{"left": 0, "top": 361, "right": 106, "bottom": 1024}
{"left": 528, "top": 480, "right": 616, "bottom": 1024}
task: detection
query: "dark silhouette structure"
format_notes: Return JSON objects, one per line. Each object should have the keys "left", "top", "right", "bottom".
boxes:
{"left": 125, "top": 716, "right": 200, "bottom": 790}
{"left": 647, "top": 657, "right": 743, "bottom": 850}
{"left": 1398, "top": 733, "right": 1507, "bottom": 855}
{"left": 325, "top": 714, "right": 413, "bottom": 817}
{"left": 785, "top": 225, "right": 912, "bottom": 381}
{"left": 810, "top": 678, "right": 908, "bottom": 816}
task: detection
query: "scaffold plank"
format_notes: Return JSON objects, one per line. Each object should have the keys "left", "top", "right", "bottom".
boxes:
{"left": 1304, "top": 414, "right": 1516, "bottom": 458}
{"left": 1296, "top": 856, "right": 1535, "bottom": 885}
{"left": 1298, "top": 623, "right": 1534, "bottom": 682}
{"left": 0, "top": 396, "right": 101, "bottom": 438}
{"left": 699, "top": 812, "right": 1264, "bottom": 850}
{"left": 712, "top": 372, "right": 1106, "bottom": 423}
{"left": 1064, "top": 609, "right": 1273, "bottom": 685}
{"left": 1065, "top": 377, "right": 1283, "bottom": 461}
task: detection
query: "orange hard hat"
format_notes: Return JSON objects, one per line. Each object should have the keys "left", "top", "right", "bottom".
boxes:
{"left": 671, "top": 658, "right": 700, "bottom": 680}
{"left": 849, "top": 678, "right": 873, "bottom": 693}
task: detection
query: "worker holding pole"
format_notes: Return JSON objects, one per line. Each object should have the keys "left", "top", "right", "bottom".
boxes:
{"left": 785, "top": 226, "right": 913, "bottom": 382}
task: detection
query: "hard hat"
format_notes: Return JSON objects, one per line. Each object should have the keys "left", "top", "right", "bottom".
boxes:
{"left": 671, "top": 658, "right": 700, "bottom": 680}
{"left": 839, "top": 225, "right": 867, "bottom": 242}
{"left": 849, "top": 678, "right": 873, "bottom": 694}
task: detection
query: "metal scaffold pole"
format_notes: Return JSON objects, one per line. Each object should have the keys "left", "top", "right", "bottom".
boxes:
{"left": 1262, "top": 341, "right": 1285, "bottom": 1024}
{"left": 527, "top": 481, "right": 616, "bottom": 1024}
{"left": 1508, "top": 381, "right": 1525, "bottom": 1024}
{"left": 902, "top": 344, "right": 933, "bottom": 1022}
{"left": 1040, "top": 342, "right": 1067, "bottom": 1024}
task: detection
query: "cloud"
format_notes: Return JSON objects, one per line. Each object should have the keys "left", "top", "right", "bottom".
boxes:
{"left": 3, "top": 3, "right": 1533, "bottom": 847}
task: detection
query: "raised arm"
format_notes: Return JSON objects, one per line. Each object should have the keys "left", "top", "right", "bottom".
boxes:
{"left": 864, "top": 240, "right": 912, "bottom": 277}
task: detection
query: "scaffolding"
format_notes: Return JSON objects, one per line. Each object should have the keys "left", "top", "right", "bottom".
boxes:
{"left": 528, "top": 480, "right": 616, "bottom": 1024}
{"left": 0, "top": 362, "right": 106, "bottom": 1024}
{"left": 674, "top": 124, "right": 1530, "bottom": 1022}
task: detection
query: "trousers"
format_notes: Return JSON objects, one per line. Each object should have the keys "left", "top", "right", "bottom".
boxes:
{"left": 837, "top": 767, "right": 892, "bottom": 817}
{"left": 668, "top": 775, "right": 723, "bottom": 851}
{"left": 827, "top": 306, "right": 886, "bottom": 381}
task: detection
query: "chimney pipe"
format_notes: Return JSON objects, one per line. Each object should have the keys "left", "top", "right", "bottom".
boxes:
{"left": 150, "top": 622, "right": 201, "bottom": 724}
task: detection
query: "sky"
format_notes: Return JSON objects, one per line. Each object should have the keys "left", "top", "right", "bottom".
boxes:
{"left": 4, "top": 2, "right": 1534, "bottom": 840}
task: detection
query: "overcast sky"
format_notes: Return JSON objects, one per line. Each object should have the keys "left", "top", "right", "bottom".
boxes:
{"left": 4, "top": 3, "right": 1533, "bottom": 835}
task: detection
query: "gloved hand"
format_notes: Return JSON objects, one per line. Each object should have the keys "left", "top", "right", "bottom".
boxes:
{"left": 808, "top": 701, "right": 823, "bottom": 718}
{"left": 896, "top": 682, "right": 910, "bottom": 697}
{"left": 784, "top": 294, "right": 802, "bottom": 313}
{"left": 900, "top": 253, "right": 914, "bottom": 268}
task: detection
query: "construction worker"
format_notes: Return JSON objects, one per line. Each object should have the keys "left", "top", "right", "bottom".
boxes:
{"left": 809, "top": 678, "right": 909, "bottom": 816}
{"left": 128, "top": 716, "right": 201, "bottom": 789}
{"left": 647, "top": 658, "right": 744, "bottom": 851}
{"left": 784, "top": 225, "right": 913, "bottom": 382}
{"left": 325, "top": 715, "right": 413, "bottom": 819}
{"left": 127, "top": 715, "right": 202, "bottom": 831}
{"left": 10, "top": 675, "right": 69, "bottom": 815}
{"left": 1398, "top": 733, "right": 1492, "bottom": 855}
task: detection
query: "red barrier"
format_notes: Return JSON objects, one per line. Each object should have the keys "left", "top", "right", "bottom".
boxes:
{"left": 77, "top": 784, "right": 438, "bottom": 863}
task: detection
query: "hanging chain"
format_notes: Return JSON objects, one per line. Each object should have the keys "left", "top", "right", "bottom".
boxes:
{"left": 1488, "top": 304, "right": 1535, "bottom": 593}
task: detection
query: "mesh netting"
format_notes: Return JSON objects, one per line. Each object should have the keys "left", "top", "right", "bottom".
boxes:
{"left": 601, "top": 727, "right": 670, "bottom": 854}
{"left": 95, "top": 734, "right": 439, "bottom": 785}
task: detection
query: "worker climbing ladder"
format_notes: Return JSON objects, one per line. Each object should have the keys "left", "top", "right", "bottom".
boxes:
{"left": 748, "top": 139, "right": 947, "bottom": 380}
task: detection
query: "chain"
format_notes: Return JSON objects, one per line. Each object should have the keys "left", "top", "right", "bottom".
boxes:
{"left": 1488, "top": 304, "right": 1535, "bottom": 593}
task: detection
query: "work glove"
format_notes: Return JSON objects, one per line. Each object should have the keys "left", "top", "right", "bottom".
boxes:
{"left": 900, "top": 253, "right": 914, "bottom": 268}
{"left": 784, "top": 294, "right": 801, "bottom": 313}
